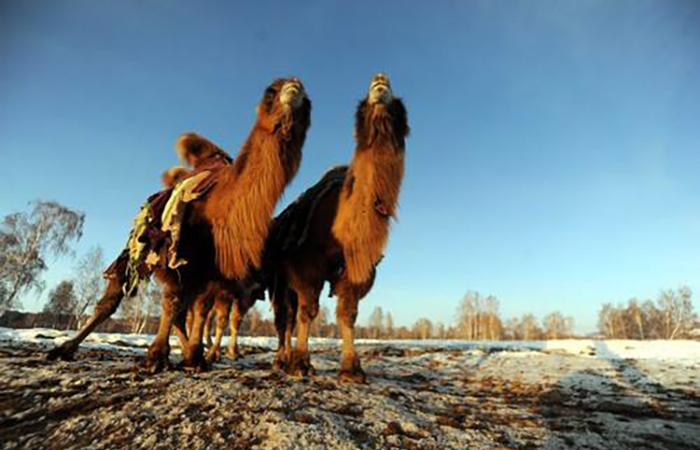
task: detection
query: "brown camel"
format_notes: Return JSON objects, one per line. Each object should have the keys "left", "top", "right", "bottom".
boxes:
{"left": 265, "top": 73, "right": 408, "bottom": 382}
{"left": 47, "top": 78, "right": 311, "bottom": 371}
{"left": 189, "top": 281, "right": 263, "bottom": 362}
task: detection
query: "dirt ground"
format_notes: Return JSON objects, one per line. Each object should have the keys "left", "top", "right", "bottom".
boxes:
{"left": 1, "top": 338, "right": 699, "bottom": 450}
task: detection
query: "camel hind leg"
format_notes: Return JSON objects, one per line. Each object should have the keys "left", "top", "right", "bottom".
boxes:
{"left": 336, "top": 292, "right": 364, "bottom": 383}
{"left": 46, "top": 277, "right": 125, "bottom": 361}
{"left": 205, "top": 293, "right": 231, "bottom": 363}
{"left": 334, "top": 271, "right": 375, "bottom": 383}
{"left": 226, "top": 291, "right": 263, "bottom": 360}
{"left": 203, "top": 306, "right": 216, "bottom": 348}
{"left": 272, "top": 289, "right": 297, "bottom": 371}
{"left": 225, "top": 299, "right": 242, "bottom": 359}
{"left": 181, "top": 283, "right": 217, "bottom": 371}
{"left": 288, "top": 282, "right": 321, "bottom": 377}
{"left": 173, "top": 308, "right": 189, "bottom": 350}
{"left": 144, "top": 285, "right": 183, "bottom": 373}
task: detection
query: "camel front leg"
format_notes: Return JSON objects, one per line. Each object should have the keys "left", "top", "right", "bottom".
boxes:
{"left": 203, "top": 307, "right": 215, "bottom": 348}
{"left": 225, "top": 300, "right": 242, "bottom": 359}
{"left": 336, "top": 291, "right": 366, "bottom": 383}
{"left": 185, "top": 308, "right": 193, "bottom": 337}
{"left": 284, "top": 296, "right": 297, "bottom": 367}
{"left": 271, "top": 289, "right": 292, "bottom": 370}
{"left": 173, "top": 308, "right": 189, "bottom": 350}
{"left": 46, "top": 277, "right": 125, "bottom": 361}
{"left": 289, "top": 286, "right": 320, "bottom": 377}
{"left": 145, "top": 287, "right": 182, "bottom": 373}
{"left": 182, "top": 286, "right": 215, "bottom": 371}
{"left": 206, "top": 295, "right": 231, "bottom": 362}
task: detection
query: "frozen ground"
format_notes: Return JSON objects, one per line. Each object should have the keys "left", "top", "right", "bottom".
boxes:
{"left": 0, "top": 328, "right": 699, "bottom": 450}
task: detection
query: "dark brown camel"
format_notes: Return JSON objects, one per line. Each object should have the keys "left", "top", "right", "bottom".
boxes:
{"left": 265, "top": 73, "right": 409, "bottom": 382}
{"left": 47, "top": 78, "right": 311, "bottom": 371}
{"left": 194, "top": 281, "right": 263, "bottom": 362}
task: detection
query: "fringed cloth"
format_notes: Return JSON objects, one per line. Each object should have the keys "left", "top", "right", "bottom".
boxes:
{"left": 103, "top": 156, "right": 229, "bottom": 296}
{"left": 161, "top": 171, "right": 212, "bottom": 269}
{"left": 103, "top": 189, "right": 171, "bottom": 296}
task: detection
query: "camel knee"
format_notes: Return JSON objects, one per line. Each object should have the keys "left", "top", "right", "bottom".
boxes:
{"left": 337, "top": 301, "right": 359, "bottom": 326}
{"left": 216, "top": 313, "right": 229, "bottom": 331}
{"left": 162, "top": 293, "right": 183, "bottom": 316}
{"left": 298, "top": 301, "right": 319, "bottom": 324}
{"left": 94, "top": 290, "right": 123, "bottom": 317}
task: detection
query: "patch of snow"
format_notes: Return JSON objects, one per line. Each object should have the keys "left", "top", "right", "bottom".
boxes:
{"left": 1, "top": 328, "right": 699, "bottom": 364}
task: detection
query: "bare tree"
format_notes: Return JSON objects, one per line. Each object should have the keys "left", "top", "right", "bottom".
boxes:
{"left": 0, "top": 201, "right": 84, "bottom": 311}
{"left": 121, "top": 279, "right": 160, "bottom": 334}
{"left": 543, "top": 311, "right": 573, "bottom": 339}
{"left": 627, "top": 299, "right": 645, "bottom": 339}
{"left": 43, "top": 280, "right": 77, "bottom": 329}
{"left": 135, "top": 281, "right": 160, "bottom": 334}
{"left": 385, "top": 312, "right": 395, "bottom": 339}
{"left": 435, "top": 321, "right": 446, "bottom": 340}
{"left": 658, "top": 286, "right": 694, "bottom": 339}
{"left": 70, "top": 246, "right": 105, "bottom": 329}
{"left": 242, "top": 305, "right": 263, "bottom": 336}
{"left": 368, "top": 306, "right": 384, "bottom": 339}
{"left": 597, "top": 288, "right": 695, "bottom": 339}
{"left": 456, "top": 291, "right": 503, "bottom": 340}
{"left": 598, "top": 303, "right": 616, "bottom": 338}
{"left": 310, "top": 305, "right": 329, "bottom": 337}
{"left": 413, "top": 317, "right": 433, "bottom": 339}
{"left": 456, "top": 291, "right": 478, "bottom": 339}
{"left": 483, "top": 295, "right": 502, "bottom": 340}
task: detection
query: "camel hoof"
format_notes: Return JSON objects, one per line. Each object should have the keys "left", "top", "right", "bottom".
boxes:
{"left": 205, "top": 350, "right": 222, "bottom": 364}
{"left": 272, "top": 357, "right": 287, "bottom": 372}
{"left": 226, "top": 349, "right": 240, "bottom": 360}
{"left": 287, "top": 356, "right": 314, "bottom": 378}
{"left": 338, "top": 368, "right": 367, "bottom": 384}
{"left": 141, "top": 356, "right": 169, "bottom": 374}
{"left": 182, "top": 348, "right": 210, "bottom": 372}
{"left": 45, "top": 344, "right": 77, "bottom": 361}
{"left": 182, "top": 358, "right": 210, "bottom": 373}
{"left": 143, "top": 344, "right": 171, "bottom": 374}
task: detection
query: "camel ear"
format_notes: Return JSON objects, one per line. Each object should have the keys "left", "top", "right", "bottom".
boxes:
{"left": 255, "top": 104, "right": 261, "bottom": 116}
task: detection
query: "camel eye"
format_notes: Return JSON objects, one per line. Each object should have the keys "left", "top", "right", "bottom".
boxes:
{"left": 264, "top": 88, "right": 277, "bottom": 102}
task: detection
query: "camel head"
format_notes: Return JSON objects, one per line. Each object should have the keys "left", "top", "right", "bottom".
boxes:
{"left": 356, "top": 73, "right": 409, "bottom": 149}
{"left": 257, "top": 77, "right": 311, "bottom": 135}
{"left": 368, "top": 73, "right": 393, "bottom": 105}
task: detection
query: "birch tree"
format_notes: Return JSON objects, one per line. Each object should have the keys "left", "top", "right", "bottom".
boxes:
{"left": 0, "top": 201, "right": 84, "bottom": 311}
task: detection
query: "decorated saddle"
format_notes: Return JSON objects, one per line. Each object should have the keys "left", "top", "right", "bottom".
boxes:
{"left": 104, "top": 154, "right": 231, "bottom": 295}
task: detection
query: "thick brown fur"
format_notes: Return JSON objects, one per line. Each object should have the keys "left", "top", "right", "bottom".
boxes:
{"left": 46, "top": 78, "right": 311, "bottom": 369}
{"left": 332, "top": 98, "right": 407, "bottom": 284}
{"left": 162, "top": 166, "right": 191, "bottom": 188}
{"left": 267, "top": 74, "right": 408, "bottom": 382}
{"left": 200, "top": 284, "right": 263, "bottom": 362}
{"left": 176, "top": 133, "right": 233, "bottom": 167}
{"left": 146, "top": 77, "right": 310, "bottom": 371}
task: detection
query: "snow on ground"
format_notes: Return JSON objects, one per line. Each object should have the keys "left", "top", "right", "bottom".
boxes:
{"left": 1, "top": 328, "right": 699, "bottom": 450}
{"left": 3, "top": 327, "right": 699, "bottom": 362}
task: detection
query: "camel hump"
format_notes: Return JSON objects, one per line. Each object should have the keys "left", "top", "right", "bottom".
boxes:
{"left": 266, "top": 165, "right": 349, "bottom": 260}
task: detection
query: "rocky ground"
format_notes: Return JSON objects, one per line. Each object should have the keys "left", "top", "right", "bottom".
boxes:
{"left": 0, "top": 332, "right": 699, "bottom": 450}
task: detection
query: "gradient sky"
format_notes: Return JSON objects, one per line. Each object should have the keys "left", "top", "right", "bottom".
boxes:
{"left": 1, "top": 1, "right": 699, "bottom": 333}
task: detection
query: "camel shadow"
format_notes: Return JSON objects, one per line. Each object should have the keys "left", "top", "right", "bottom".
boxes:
{"left": 534, "top": 340, "right": 700, "bottom": 449}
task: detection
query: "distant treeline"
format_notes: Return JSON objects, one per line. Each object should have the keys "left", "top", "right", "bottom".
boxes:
{"left": 598, "top": 287, "right": 696, "bottom": 340}
{"left": 1, "top": 201, "right": 697, "bottom": 341}
{"left": 0, "top": 310, "right": 158, "bottom": 334}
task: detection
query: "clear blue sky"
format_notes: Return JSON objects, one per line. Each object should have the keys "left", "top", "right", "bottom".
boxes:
{"left": 1, "top": 1, "right": 699, "bottom": 333}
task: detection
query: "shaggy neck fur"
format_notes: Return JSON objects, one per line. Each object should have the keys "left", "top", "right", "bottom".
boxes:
{"left": 332, "top": 99, "right": 408, "bottom": 284}
{"left": 206, "top": 105, "right": 310, "bottom": 280}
